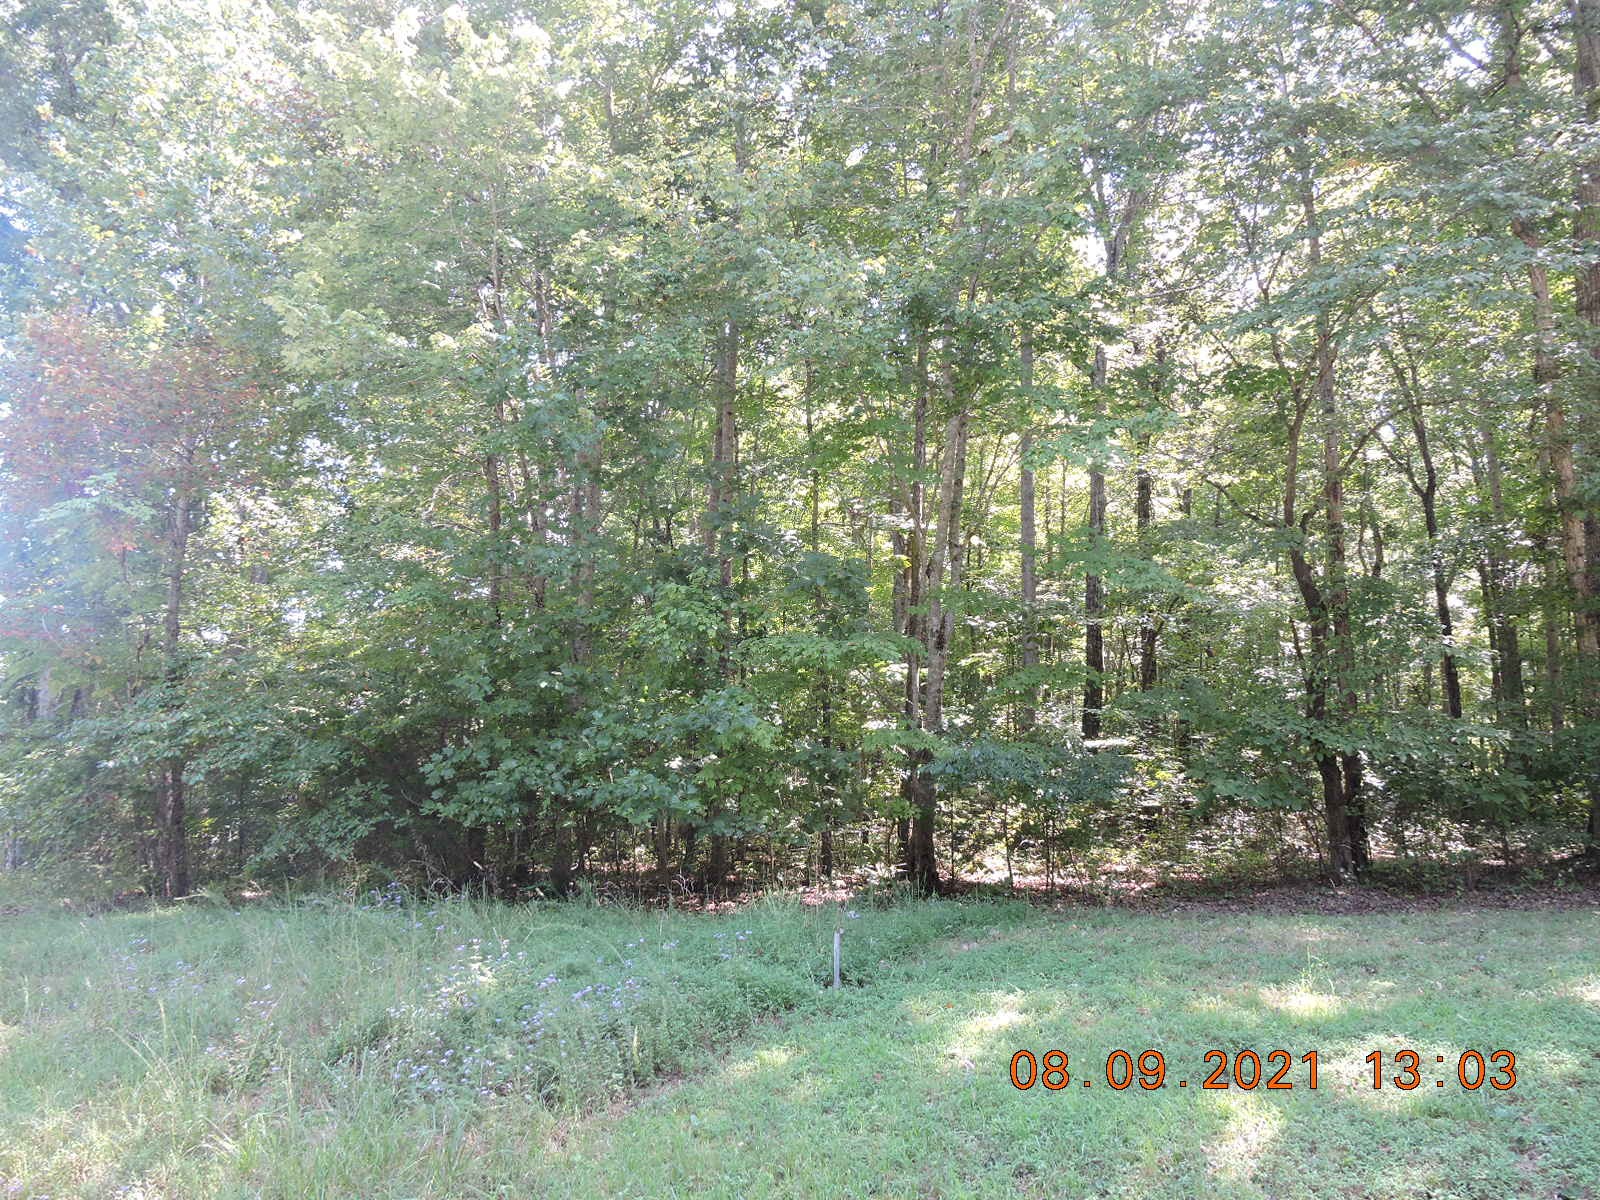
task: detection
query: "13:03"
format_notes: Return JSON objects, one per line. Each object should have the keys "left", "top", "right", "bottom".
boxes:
{"left": 1365, "top": 1049, "right": 1516, "bottom": 1090}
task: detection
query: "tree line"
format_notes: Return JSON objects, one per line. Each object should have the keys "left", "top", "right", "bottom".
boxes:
{"left": 1, "top": 0, "right": 1597, "bottom": 897}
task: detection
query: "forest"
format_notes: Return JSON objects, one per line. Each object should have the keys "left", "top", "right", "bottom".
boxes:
{"left": 3, "top": 0, "right": 1599, "bottom": 902}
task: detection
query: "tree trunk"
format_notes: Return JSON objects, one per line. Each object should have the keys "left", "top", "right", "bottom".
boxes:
{"left": 551, "top": 820, "right": 576, "bottom": 896}
{"left": 1291, "top": 547, "right": 1354, "bottom": 879}
{"left": 1174, "top": 486, "right": 1195, "bottom": 757}
{"left": 1135, "top": 443, "right": 1157, "bottom": 698}
{"left": 1019, "top": 327, "right": 1038, "bottom": 732}
{"left": 708, "top": 319, "right": 740, "bottom": 595}
{"left": 1571, "top": 0, "right": 1600, "bottom": 841}
{"left": 654, "top": 816, "right": 672, "bottom": 893}
{"left": 906, "top": 389, "right": 970, "bottom": 895}
{"left": 1302, "top": 166, "right": 1365, "bottom": 877}
{"left": 1537, "top": 533, "right": 1565, "bottom": 732}
{"left": 1469, "top": 416, "right": 1526, "bottom": 724}
{"left": 802, "top": 368, "right": 838, "bottom": 880}
{"left": 1083, "top": 337, "right": 1108, "bottom": 740}
{"left": 898, "top": 334, "right": 929, "bottom": 884}
{"left": 156, "top": 481, "right": 195, "bottom": 899}
{"left": 1080, "top": 184, "right": 1145, "bottom": 740}
{"left": 1406, "top": 405, "right": 1463, "bottom": 718}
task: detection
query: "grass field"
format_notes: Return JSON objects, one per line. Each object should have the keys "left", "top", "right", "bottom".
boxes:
{"left": 2, "top": 886, "right": 1597, "bottom": 1199}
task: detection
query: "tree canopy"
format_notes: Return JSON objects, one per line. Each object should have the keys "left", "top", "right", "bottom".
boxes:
{"left": 2, "top": 0, "right": 1597, "bottom": 896}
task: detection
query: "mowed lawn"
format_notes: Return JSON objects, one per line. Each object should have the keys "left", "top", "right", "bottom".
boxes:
{"left": 2, "top": 892, "right": 1597, "bottom": 1199}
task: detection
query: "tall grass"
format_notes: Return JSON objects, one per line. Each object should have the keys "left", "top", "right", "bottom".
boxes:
{"left": 0, "top": 883, "right": 1026, "bottom": 1196}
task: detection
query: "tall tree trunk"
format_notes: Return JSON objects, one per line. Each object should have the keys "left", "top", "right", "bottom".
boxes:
{"left": 1302, "top": 167, "right": 1365, "bottom": 877}
{"left": 804, "top": 364, "right": 836, "bottom": 876}
{"left": 1081, "top": 183, "right": 1144, "bottom": 739}
{"left": 716, "top": 320, "right": 739, "bottom": 594}
{"left": 686, "top": 317, "right": 740, "bottom": 867}
{"left": 555, "top": 411, "right": 604, "bottom": 892}
{"left": 705, "top": 318, "right": 740, "bottom": 596}
{"left": 1418, "top": 496, "right": 1461, "bottom": 717}
{"left": 485, "top": 446, "right": 504, "bottom": 627}
{"left": 1290, "top": 547, "right": 1351, "bottom": 879}
{"left": 1571, "top": 0, "right": 1600, "bottom": 841}
{"left": 1174, "top": 486, "right": 1195, "bottom": 757}
{"left": 1019, "top": 327, "right": 1038, "bottom": 732}
{"left": 1503, "top": 3, "right": 1597, "bottom": 668}
{"left": 1523, "top": 237, "right": 1598, "bottom": 657}
{"left": 1317, "top": 318, "right": 1365, "bottom": 871}
{"left": 1390, "top": 390, "right": 1463, "bottom": 719}
{"left": 907, "top": 396, "right": 970, "bottom": 895}
{"left": 483, "top": 246, "right": 507, "bottom": 630}
{"left": 898, "top": 334, "right": 930, "bottom": 884}
{"left": 1469, "top": 416, "right": 1527, "bottom": 724}
{"left": 572, "top": 404, "right": 603, "bottom": 660}
{"left": 1083, "top": 337, "right": 1108, "bottom": 740}
{"left": 1504, "top": 0, "right": 1599, "bottom": 833}
{"left": 156, "top": 480, "right": 195, "bottom": 899}
{"left": 1537, "top": 532, "right": 1566, "bottom": 732}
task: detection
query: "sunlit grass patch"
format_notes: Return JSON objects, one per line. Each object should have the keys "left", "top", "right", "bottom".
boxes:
{"left": 1204, "top": 1092, "right": 1286, "bottom": 1183}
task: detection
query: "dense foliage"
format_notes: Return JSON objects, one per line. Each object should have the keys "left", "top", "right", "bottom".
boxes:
{"left": 2, "top": 0, "right": 1598, "bottom": 896}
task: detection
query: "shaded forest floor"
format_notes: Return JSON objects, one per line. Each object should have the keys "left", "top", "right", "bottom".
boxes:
{"left": 1, "top": 884, "right": 1597, "bottom": 1198}
{"left": 1000, "top": 855, "right": 1600, "bottom": 915}
{"left": 579, "top": 847, "right": 1600, "bottom": 918}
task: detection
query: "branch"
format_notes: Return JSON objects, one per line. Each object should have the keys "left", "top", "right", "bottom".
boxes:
{"left": 1207, "top": 479, "right": 1276, "bottom": 529}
